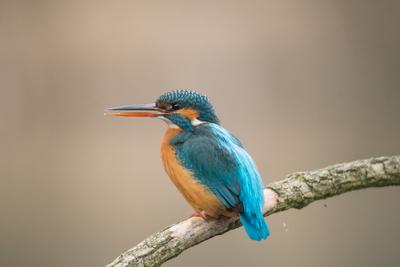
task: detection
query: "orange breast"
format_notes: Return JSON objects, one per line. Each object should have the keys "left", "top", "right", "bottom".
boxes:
{"left": 161, "top": 128, "right": 233, "bottom": 218}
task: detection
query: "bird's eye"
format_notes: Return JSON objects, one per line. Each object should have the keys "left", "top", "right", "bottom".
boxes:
{"left": 157, "top": 102, "right": 181, "bottom": 111}
{"left": 171, "top": 103, "right": 181, "bottom": 110}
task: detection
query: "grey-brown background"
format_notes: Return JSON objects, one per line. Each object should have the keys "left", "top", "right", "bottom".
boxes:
{"left": 1, "top": 1, "right": 399, "bottom": 267}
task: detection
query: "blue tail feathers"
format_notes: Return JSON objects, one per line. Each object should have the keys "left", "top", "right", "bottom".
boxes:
{"left": 239, "top": 212, "right": 270, "bottom": 241}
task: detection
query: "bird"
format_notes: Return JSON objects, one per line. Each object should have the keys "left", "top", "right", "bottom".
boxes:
{"left": 107, "top": 89, "right": 269, "bottom": 240}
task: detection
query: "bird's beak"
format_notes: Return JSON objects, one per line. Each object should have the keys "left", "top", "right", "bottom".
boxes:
{"left": 105, "top": 103, "right": 165, "bottom": 117}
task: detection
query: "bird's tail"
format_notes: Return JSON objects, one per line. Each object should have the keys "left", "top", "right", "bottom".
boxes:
{"left": 239, "top": 212, "right": 269, "bottom": 241}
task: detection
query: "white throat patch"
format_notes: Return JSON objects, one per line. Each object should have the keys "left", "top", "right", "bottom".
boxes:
{"left": 158, "top": 117, "right": 179, "bottom": 129}
{"left": 158, "top": 117, "right": 206, "bottom": 128}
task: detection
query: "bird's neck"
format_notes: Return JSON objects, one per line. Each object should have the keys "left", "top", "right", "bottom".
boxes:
{"left": 162, "top": 126, "right": 195, "bottom": 147}
{"left": 164, "top": 114, "right": 194, "bottom": 131}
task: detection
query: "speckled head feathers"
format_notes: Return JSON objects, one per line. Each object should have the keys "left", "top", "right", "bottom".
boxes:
{"left": 156, "top": 90, "right": 220, "bottom": 124}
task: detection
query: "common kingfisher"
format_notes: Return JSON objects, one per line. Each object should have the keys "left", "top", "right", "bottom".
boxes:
{"left": 107, "top": 90, "right": 269, "bottom": 240}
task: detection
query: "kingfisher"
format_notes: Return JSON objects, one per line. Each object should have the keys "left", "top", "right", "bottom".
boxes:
{"left": 107, "top": 90, "right": 269, "bottom": 240}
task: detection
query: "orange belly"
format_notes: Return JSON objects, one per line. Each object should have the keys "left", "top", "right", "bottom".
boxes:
{"left": 161, "top": 128, "right": 233, "bottom": 218}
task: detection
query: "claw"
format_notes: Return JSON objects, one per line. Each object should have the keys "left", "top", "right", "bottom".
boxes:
{"left": 191, "top": 211, "right": 207, "bottom": 220}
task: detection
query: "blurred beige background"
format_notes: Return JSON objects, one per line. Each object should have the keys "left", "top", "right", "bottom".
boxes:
{"left": 1, "top": 1, "right": 399, "bottom": 267}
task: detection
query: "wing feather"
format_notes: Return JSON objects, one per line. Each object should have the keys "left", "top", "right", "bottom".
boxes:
{"left": 174, "top": 124, "right": 264, "bottom": 212}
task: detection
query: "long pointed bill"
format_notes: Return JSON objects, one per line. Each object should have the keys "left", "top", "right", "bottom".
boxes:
{"left": 105, "top": 103, "right": 165, "bottom": 117}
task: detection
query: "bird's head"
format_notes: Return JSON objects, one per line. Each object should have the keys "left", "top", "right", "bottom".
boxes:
{"left": 107, "top": 90, "right": 219, "bottom": 129}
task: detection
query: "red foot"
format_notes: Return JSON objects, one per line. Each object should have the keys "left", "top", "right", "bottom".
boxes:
{"left": 191, "top": 211, "right": 207, "bottom": 221}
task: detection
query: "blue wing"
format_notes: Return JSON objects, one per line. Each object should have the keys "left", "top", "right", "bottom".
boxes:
{"left": 173, "top": 123, "right": 269, "bottom": 240}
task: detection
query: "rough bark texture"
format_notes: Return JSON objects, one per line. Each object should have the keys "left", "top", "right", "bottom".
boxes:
{"left": 107, "top": 156, "right": 400, "bottom": 267}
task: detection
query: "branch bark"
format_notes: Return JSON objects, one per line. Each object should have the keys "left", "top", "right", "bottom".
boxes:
{"left": 107, "top": 156, "right": 400, "bottom": 267}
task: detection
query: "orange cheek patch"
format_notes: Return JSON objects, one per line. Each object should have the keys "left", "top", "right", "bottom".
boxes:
{"left": 176, "top": 108, "right": 199, "bottom": 120}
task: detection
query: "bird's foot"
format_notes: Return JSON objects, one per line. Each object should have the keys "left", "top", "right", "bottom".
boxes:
{"left": 191, "top": 211, "right": 207, "bottom": 221}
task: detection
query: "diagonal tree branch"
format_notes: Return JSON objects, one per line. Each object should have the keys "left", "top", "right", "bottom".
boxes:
{"left": 107, "top": 156, "right": 400, "bottom": 267}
